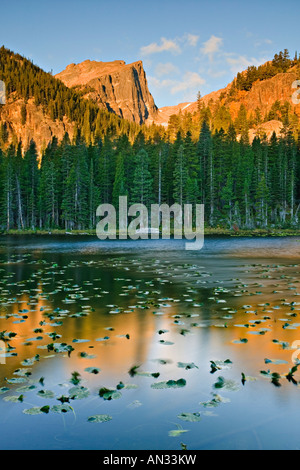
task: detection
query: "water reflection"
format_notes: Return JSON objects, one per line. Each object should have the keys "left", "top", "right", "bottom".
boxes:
{"left": 0, "top": 236, "right": 300, "bottom": 450}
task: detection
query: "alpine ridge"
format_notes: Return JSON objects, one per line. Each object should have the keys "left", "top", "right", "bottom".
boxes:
{"left": 151, "top": 57, "right": 300, "bottom": 140}
{"left": 55, "top": 59, "right": 158, "bottom": 125}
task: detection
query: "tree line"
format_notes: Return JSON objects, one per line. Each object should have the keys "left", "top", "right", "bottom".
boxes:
{"left": 231, "top": 49, "right": 300, "bottom": 93}
{"left": 0, "top": 122, "right": 299, "bottom": 232}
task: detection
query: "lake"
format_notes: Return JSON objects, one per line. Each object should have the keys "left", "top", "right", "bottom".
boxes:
{"left": 0, "top": 235, "right": 300, "bottom": 450}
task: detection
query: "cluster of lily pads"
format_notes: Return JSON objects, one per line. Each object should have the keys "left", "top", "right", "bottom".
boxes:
{"left": 0, "top": 252, "right": 300, "bottom": 449}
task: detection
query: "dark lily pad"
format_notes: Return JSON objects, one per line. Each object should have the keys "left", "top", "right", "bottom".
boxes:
{"left": 151, "top": 378, "right": 186, "bottom": 389}
{"left": 99, "top": 387, "right": 122, "bottom": 400}
{"left": 84, "top": 367, "right": 101, "bottom": 374}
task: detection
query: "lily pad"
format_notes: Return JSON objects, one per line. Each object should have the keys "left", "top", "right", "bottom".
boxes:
{"left": 79, "top": 352, "right": 96, "bottom": 359}
{"left": 99, "top": 388, "right": 122, "bottom": 400}
{"left": 87, "top": 414, "right": 112, "bottom": 423}
{"left": 151, "top": 378, "right": 186, "bottom": 389}
{"left": 177, "top": 362, "right": 198, "bottom": 370}
{"left": 199, "top": 394, "right": 231, "bottom": 408}
{"left": 16, "top": 385, "right": 36, "bottom": 393}
{"left": 232, "top": 338, "right": 248, "bottom": 344}
{"left": 84, "top": 367, "right": 101, "bottom": 374}
{"left": 213, "top": 376, "right": 240, "bottom": 391}
{"left": 37, "top": 390, "right": 55, "bottom": 399}
{"left": 264, "top": 358, "right": 289, "bottom": 365}
{"left": 168, "top": 429, "right": 189, "bottom": 437}
{"left": 51, "top": 404, "right": 73, "bottom": 413}
{"left": 3, "top": 395, "right": 23, "bottom": 403}
{"left": 69, "top": 386, "right": 90, "bottom": 400}
{"left": 177, "top": 412, "right": 201, "bottom": 422}
{"left": 23, "top": 407, "right": 43, "bottom": 415}
{"left": 6, "top": 377, "right": 28, "bottom": 384}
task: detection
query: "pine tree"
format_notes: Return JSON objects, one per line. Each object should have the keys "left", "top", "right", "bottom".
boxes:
{"left": 255, "top": 174, "right": 269, "bottom": 226}
{"left": 173, "top": 144, "right": 188, "bottom": 207}
{"left": 221, "top": 172, "right": 234, "bottom": 226}
{"left": 23, "top": 140, "right": 39, "bottom": 229}
{"left": 1, "top": 144, "right": 15, "bottom": 230}
{"left": 113, "top": 153, "right": 127, "bottom": 208}
{"left": 131, "top": 149, "right": 152, "bottom": 208}
{"left": 14, "top": 141, "right": 25, "bottom": 229}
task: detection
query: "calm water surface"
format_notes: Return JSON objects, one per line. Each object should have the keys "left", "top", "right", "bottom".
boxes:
{"left": 0, "top": 235, "right": 300, "bottom": 450}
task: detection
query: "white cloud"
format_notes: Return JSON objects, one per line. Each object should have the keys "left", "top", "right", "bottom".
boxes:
{"left": 207, "top": 68, "right": 227, "bottom": 78}
{"left": 170, "top": 72, "right": 206, "bottom": 95}
{"left": 140, "top": 37, "right": 181, "bottom": 56}
{"left": 201, "top": 35, "right": 223, "bottom": 61}
{"left": 155, "top": 62, "right": 179, "bottom": 77}
{"left": 148, "top": 76, "right": 175, "bottom": 89}
{"left": 186, "top": 34, "right": 199, "bottom": 47}
{"left": 140, "top": 33, "right": 200, "bottom": 56}
{"left": 148, "top": 71, "right": 205, "bottom": 100}
{"left": 225, "top": 53, "right": 266, "bottom": 75}
{"left": 254, "top": 38, "right": 273, "bottom": 47}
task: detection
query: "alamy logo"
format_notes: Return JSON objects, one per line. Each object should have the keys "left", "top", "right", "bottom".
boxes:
{"left": 0, "top": 81, "right": 6, "bottom": 105}
{"left": 96, "top": 196, "right": 205, "bottom": 250}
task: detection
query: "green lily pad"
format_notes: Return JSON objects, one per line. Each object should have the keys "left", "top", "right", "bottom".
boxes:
{"left": 177, "top": 362, "right": 198, "bottom": 370}
{"left": 264, "top": 358, "right": 289, "bottom": 365}
{"left": 69, "top": 386, "right": 90, "bottom": 400}
{"left": 37, "top": 390, "right": 55, "bottom": 399}
{"left": 168, "top": 429, "right": 189, "bottom": 437}
{"left": 23, "top": 407, "right": 43, "bottom": 415}
{"left": 79, "top": 352, "right": 96, "bottom": 359}
{"left": 51, "top": 404, "right": 73, "bottom": 413}
{"left": 87, "top": 414, "right": 112, "bottom": 423}
{"left": 13, "top": 368, "right": 32, "bottom": 377}
{"left": 99, "top": 388, "right": 122, "bottom": 400}
{"left": 199, "top": 393, "right": 231, "bottom": 408}
{"left": 16, "top": 385, "right": 36, "bottom": 393}
{"left": 177, "top": 412, "right": 201, "bottom": 422}
{"left": 151, "top": 378, "right": 186, "bottom": 389}
{"left": 213, "top": 376, "right": 240, "bottom": 391}
{"left": 3, "top": 395, "right": 23, "bottom": 403}
{"left": 6, "top": 377, "right": 28, "bottom": 384}
{"left": 232, "top": 338, "right": 248, "bottom": 344}
{"left": 40, "top": 405, "right": 50, "bottom": 414}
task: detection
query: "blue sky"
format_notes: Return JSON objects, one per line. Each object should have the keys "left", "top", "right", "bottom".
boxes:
{"left": 1, "top": 0, "right": 299, "bottom": 107}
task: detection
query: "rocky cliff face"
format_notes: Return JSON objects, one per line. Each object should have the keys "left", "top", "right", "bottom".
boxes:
{"left": 0, "top": 96, "right": 75, "bottom": 155}
{"left": 55, "top": 59, "right": 158, "bottom": 125}
{"left": 228, "top": 69, "right": 300, "bottom": 119}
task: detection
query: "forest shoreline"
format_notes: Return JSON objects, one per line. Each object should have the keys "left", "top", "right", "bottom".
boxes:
{"left": 0, "top": 228, "right": 299, "bottom": 237}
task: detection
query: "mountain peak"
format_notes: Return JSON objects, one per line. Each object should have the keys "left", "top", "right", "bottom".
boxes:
{"left": 55, "top": 59, "right": 157, "bottom": 124}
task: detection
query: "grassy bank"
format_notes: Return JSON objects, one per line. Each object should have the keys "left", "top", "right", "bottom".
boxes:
{"left": 1, "top": 227, "right": 300, "bottom": 237}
